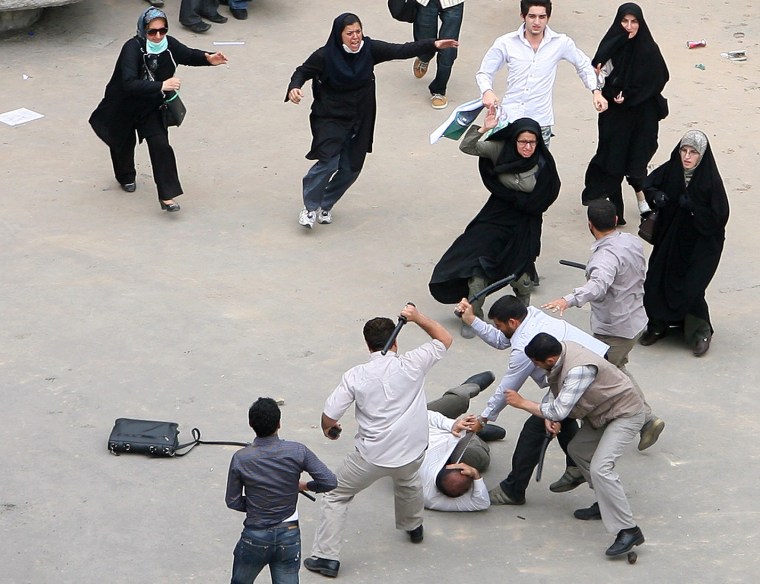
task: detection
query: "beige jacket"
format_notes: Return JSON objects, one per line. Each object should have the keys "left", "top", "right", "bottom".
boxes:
{"left": 547, "top": 342, "right": 643, "bottom": 429}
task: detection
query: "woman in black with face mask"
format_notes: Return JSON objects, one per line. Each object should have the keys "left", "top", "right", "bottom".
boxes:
{"left": 90, "top": 7, "right": 227, "bottom": 212}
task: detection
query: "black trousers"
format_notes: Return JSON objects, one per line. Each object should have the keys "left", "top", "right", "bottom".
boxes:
{"left": 498, "top": 415, "right": 579, "bottom": 500}
{"left": 581, "top": 162, "right": 646, "bottom": 222}
{"left": 180, "top": 0, "right": 220, "bottom": 25}
{"left": 109, "top": 123, "right": 183, "bottom": 201}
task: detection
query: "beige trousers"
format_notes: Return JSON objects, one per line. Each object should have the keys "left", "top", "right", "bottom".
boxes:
{"left": 311, "top": 449, "right": 424, "bottom": 561}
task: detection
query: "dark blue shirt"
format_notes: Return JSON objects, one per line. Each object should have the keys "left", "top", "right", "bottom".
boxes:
{"left": 225, "top": 435, "right": 336, "bottom": 528}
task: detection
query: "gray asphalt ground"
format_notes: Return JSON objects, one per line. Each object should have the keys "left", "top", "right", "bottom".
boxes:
{"left": 1, "top": 1, "right": 759, "bottom": 582}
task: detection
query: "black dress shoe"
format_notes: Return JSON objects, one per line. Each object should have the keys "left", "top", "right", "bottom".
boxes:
{"left": 693, "top": 336, "right": 711, "bottom": 357}
{"left": 304, "top": 557, "right": 340, "bottom": 578}
{"left": 160, "top": 200, "right": 181, "bottom": 212}
{"left": 120, "top": 182, "right": 136, "bottom": 193}
{"left": 185, "top": 21, "right": 211, "bottom": 33}
{"left": 230, "top": 8, "right": 248, "bottom": 20}
{"left": 639, "top": 328, "right": 666, "bottom": 346}
{"left": 461, "top": 371, "right": 496, "bottom": 393}
{"left": 605, "top": 526, "right": 645, "bottom": 556}
{"left": 205, "top": 12, "right": 228, "bottom": 23}
{"left": 477, "top": 423, "right": 506, "bottom": 442}
{"left": 407, "top": 524, "right": 423, "bottom": 543}
{"left": 573, "top": 501, "right": 602, "bottom": 520}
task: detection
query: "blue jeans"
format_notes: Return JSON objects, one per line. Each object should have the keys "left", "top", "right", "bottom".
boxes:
{"left": 302, "top": 136, "right": 361, "bottom": 212}
{"left": 230, "top": 525, "right": 301, "bottom": 584}
{"left": 413, "top": 1, "right": 464, "bottom": 96}
{"left": 229, "top": 0, "right": 248, "bottom": 9}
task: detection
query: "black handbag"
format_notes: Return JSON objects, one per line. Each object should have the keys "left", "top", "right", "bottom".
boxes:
{"left": 638, "top": 210, "right": 658, "bottom": 244}
{"left": 108, "top": 418, "right": 181, "bottom": 456}
{"left": 656, "top": 94, "right": 669, "bottom": 120}
{"left": 162, "top": 92, "right": 186, "bottom": 127}
{"left": 388, "top": 0, "right": 418, "bottom": 23}
{"left": 108, "top": 418, "right": 248, "bottom": 457}
{"left": 140, "top": 44, "right": 187, "bottom": 128}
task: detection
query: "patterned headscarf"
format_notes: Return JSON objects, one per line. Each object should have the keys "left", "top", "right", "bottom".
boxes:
{"left": 680, "top": 130, "right": 708, "bottom": 183}
{"left": 136, "top": 7, "right": 168, "bottom": 40}
{"left": 680, "top": 130, "right": 708, "bottom": 158}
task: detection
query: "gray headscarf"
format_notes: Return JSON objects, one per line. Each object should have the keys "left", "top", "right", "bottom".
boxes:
{"left": 680, "top": 129, "right": 708, "bottom": 184}
{"left": 136, "top": 7, "right": 168, "bottom": 40}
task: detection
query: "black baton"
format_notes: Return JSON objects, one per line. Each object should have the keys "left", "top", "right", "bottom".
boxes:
{"left": 559, "top": 259, "right": 586, "bottom": 270}
{"left": 381, "top": 302, "right": 415, "bottom": 355}
{"left": 454, "top": 273, "right": 518, "bottom": 317}
{"left": 535, "top": 431, "right": 552, "bottom": 482}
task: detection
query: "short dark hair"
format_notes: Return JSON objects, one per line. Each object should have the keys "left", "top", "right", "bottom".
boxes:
{"left": 248, "top": 397, "right": 281, "bottom": 437}
{"left": 363, "top": 317, "right": 396, "bottom": 352}
{"left": 525, "top": 333, "right": 562, "bottom": 362}
{"left": 520, "top": 0, "right": 552, "bottom": 18}
{"left": 587, "top": 199, "right": 617, "bottom": 231}
{"left": 435, "top": 468, "right": 473, "bottom": 498}
{"left": 488, "top": 294, "right": 528, "bottom": 322}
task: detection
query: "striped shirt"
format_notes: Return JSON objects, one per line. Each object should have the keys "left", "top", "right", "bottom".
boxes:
{"left": 540, "top": 365, "right": 597, "bottom": 421}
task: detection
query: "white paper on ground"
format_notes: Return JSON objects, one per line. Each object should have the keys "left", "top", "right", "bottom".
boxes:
{"left": 213, "top": 41, "right": 245, "bottom": 46}
{"left": 0, "top": 108, "right": 45, "bottom": 127}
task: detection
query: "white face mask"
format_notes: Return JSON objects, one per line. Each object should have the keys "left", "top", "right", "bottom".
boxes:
{"left": 342, "top": 40, "right": 364, "bottom": 54}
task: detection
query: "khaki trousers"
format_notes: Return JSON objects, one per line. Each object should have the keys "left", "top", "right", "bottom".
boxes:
{"left": 311, "top": 449, "right": 424, "bottom": 561}
{"left": 568, "top": 411, "right": 645, "bottom": 534}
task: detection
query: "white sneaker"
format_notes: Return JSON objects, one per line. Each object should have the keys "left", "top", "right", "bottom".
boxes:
{"left": 317, "top": 209, "right": 332, "bottom": 224}
{"left": 298, "top": 208, "right": 316, "bottom": 228}
{"left": 637, "top": 200, "right": 652, "bottom": 215}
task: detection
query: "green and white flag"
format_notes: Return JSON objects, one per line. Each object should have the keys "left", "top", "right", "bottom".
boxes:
{"left": 429, "top": 98, "right": 484, "bottom": 144}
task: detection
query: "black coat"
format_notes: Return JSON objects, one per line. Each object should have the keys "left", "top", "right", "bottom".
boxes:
{"left": 286, "top": 38, "right": 436, "bottom": 171}
{"left": 89, "top": 36, "right": 209, "bottom": 149}
{"left": 429, "top": 121, "right": 561, "bottom": 304}
{"left": 642, "top": 140, "right": 729, "bottom": 325}
{"left": 582, "top": 2, "right": 669, "bottom": 195}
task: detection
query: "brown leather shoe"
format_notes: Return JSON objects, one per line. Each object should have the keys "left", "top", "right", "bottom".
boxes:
{"left": 413, "top": 58, "right": 429, "bottom": 79}
{"left": 694, "top": 336, "right": 711, "bottom": 357}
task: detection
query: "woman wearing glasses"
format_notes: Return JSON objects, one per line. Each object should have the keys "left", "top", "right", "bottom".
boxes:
{"left": 639, "top": 130, "right": 729, "bottom": 357}
{"left": 90, "top": 7, "right": 227, "bottom": 212}
{"left": 429, "top": 112, "right": 560, "bottom": 338}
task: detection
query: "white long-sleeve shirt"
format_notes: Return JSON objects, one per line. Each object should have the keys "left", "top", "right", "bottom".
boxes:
{"left": 473, "top": 307, "right": 609, "bottom": 421}
{"left": 421, "top": 411, "right": 490, "bottom": 511}
{"left": 475, "top": 24, "right": 596, "bottom": 126}
{"left": 323, "top": 340, "right": 447, "bottom": 468}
